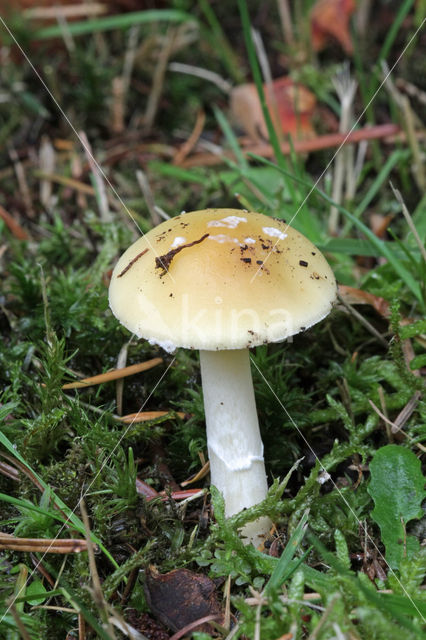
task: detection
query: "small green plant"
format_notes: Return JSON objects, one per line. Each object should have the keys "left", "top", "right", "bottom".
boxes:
{"left": 368, "top": 444, "right": 425, "bottom": 569}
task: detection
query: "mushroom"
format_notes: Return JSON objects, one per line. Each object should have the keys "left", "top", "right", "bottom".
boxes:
{"left": 109, "top": 209, "right": 336, "bottom": 545}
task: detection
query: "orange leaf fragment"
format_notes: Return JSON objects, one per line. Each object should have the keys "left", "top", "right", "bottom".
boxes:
{"left": 311, "top": 0, "right": 356, "bottom": 54}
{"left": 180, "top": 460, "right": 210, "bottom": 486}
{"left": 0, "top": 204, "right": 29, "bottom": 240}
{"left": 118, "top": 410, "right": 186, "bottom": 423}
{"left": 230, "top": 76, "right": 316, "bottom": 143}
{"left": 62, "top": 358, "right": 162, "bottom": 389}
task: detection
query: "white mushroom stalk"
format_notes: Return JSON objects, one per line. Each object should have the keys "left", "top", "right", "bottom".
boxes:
{"left": 200, "top": 349, "right": 271, "bottom": 545}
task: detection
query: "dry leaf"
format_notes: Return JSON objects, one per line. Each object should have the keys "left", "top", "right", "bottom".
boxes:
{"left": 144, "top": 567, "right": 225, "bottom": 633}
{"left": 311, "top": 0, "right": 356, "bottom": 54}
{"left": 230, "top": 76, "right": 316, "bottom": 143}
{"left": 338, "top": 284, "right": 390, "bottom": 318}
{"left": 369, "top": 212, "right": 395, "bottom": 238}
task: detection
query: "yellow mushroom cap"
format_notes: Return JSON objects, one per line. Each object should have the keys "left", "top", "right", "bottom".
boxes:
{"left": 109, "top": 209, "right": 337, "bottom": 351}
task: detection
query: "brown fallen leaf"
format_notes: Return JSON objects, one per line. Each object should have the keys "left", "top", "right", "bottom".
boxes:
{"left": 311, "top": 0, "right": 356, "bottom": 54}
{"left": 338, "top": 284, "right": 390, "bottom": 318}
{"left": 369, "top": 212, "right": 395, "bottom": 238}
{"left": 270, "top": 76, "right": 316, "bottom": 138}
{"left": 230, "top": 76, "right": 316, "bottom": 143}
{"left": 144, "top": 566, "right": 225, "bottom": 634}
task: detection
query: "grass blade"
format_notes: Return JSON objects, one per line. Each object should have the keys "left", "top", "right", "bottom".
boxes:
{"left": 264, "top": 510, "right": 309, "bottom": 595}
{"left": 33, "top": 9, "right": 195, "bottom": 40}
{"left": 377, "top": 0, "right": 417, "bottom": 66}
{"left": 353, "top": 150, "right": 408, "bottom": 219}
{"left": 214, "top": 106, "right": 248, "bottom": 170}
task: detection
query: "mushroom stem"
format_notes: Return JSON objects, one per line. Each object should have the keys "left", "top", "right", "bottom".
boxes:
{"left": 199, "top": 349, "right": 272, "bottom": 545}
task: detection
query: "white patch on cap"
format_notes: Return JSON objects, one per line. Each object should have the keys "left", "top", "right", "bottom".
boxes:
{"left": 208, "top": 234, "right": 240, "bottom": 244}
{"left": 207, "top": 215, "right": 247, "bottom": 229}
{"left": 244, "top": 237, "right": 256, "bottom": 244}
{"left": 262, "top": 226, "right": 288, "bottom": 240}
{"left": 170, "top": 236, "right": 186, "bottom": 249}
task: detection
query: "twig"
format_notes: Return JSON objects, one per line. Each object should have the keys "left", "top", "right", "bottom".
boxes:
{"left": 79, "top": 131, "right": 112, "bottom": 222}
{"left": 80, "top": 500, "right": 116, "bottom": 638}
{"left": 396, "top": 77, "right": 426, "bottom": 106}
{"left": 168, "top": 62, "right": 232, "bottom": 93}
{"left": 154, "top": 205, "right": 170, "bottom": 220}
{"left": 111, "top": 25, "right": 140, "bottom": 133}
{"left": 251, "top": 28, "right": 282, "bottom": 144}
{"left": 378, "top": 385, "right": 392, "bottom": 442}
{"left": 34, "top": 170, "right": 95, "bottom": 195}
{"left": 392, "top": 391, "right": 422, "bottom": 434}
{"left": 368, "top": 398, "right": 426, "bottom": 452}
{"left": 390, "top": 183, "right": 426, "bottom": 262}
{"left": 30, "top": 553, "right": 56, "bottom": 587}
{"left": 329, "top": 64, "right": 357, "bottom": 234}
{"left": 122, "top": 25, "right": 140, "bottom": 95}
{"left": 307, "top": 594, "right": 340, "bottom": 640}
{"left": 181, "top": 123, "right": 400, "bottom": 167}
{"left": 136, "top": 169, "right": 161, "bottom": 226}
{"left": 224, "top": 575, "right": 232, "bottom": 631}
{"left": 117, "top": 248, "right": 148, "bottom": 278}
{"left": 9, "top": 146, "right": 35, "bottom": 219}
{"left": 108, "top": 614, "right": 149, "bottom": 639}
{"left": 169, "top": 614, "right": 223, "bottom": 640}
{"left": 111, "top": 77, "right": 125, "bottom": 134}
{"left": 23, "top": 3, "right": 107, "bottom": 19}
{"left": 276, "top": 0, "right": 294, "bottom": 46}
{"left": 56, "top": 12, "right": 75, "bottom": 53}
{"left": 173, "top": 109, "right": 206, "bottom": 165}
{"left": 337, "top": 294, "right": 389, "bottom": 347}
{"left": 115, "top": 338, "right": 133, "bottom": 416}
{"left": 0, "top": 460, "right": 20, "bottom": 481}
{"left": 39, "top": 136, "right": 56, "bottom": 208}
{"left": 7, "top": 602, "right": 32, "bottom": 640}
{"left": 143, "top": 27, "right": 177, "bottom": 131}
{"left": 0, "top": 534, "right": 88, "bottom": 554}
{"left": 355, "top": 0, "right": 373, "bottom": 38}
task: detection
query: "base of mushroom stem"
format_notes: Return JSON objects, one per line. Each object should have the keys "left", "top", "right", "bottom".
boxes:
{"left": 209, "top": 450, "right": 272, "bottom": 547}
